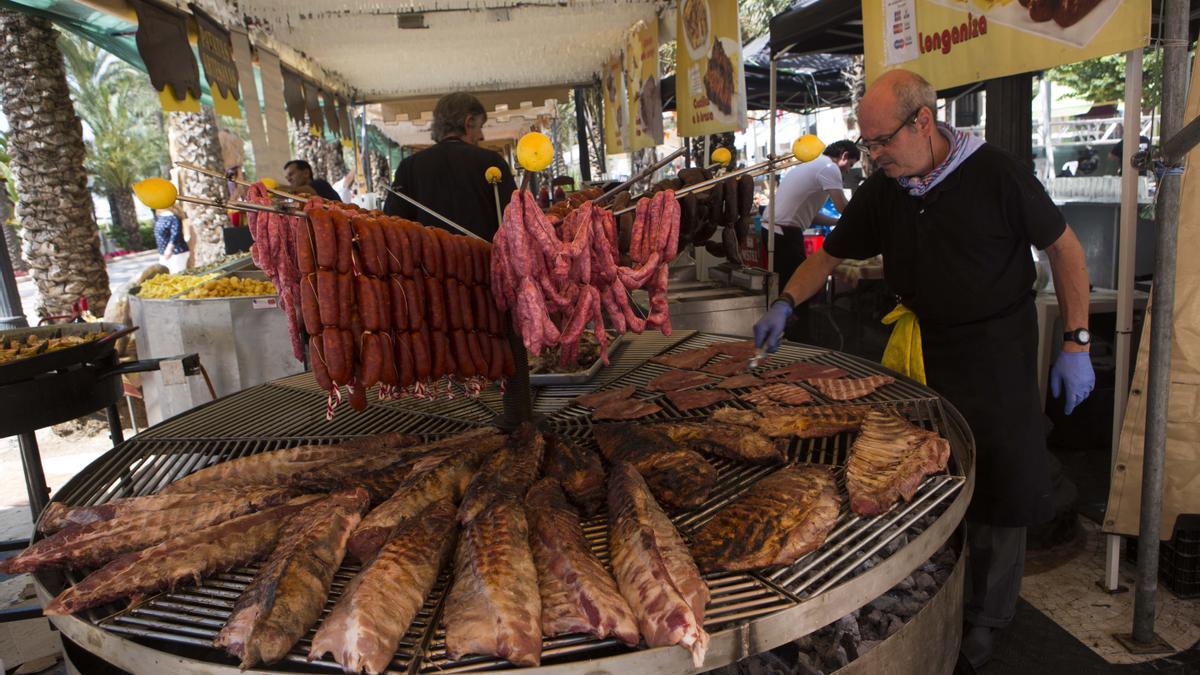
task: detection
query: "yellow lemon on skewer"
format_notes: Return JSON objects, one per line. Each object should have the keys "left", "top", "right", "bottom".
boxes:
{"left": 710, "top": 147, "right": 732, "bottom": 166}
{"left": 485, "top": 166, "right": 502, "bottom": 184}
{"left": 132, "top": 178, "right": 178, "bottom": 209}
{"left": 516, "top": 132, "right": 554, "bottom": 172}
{"left": 792, "top": 135, "right": 825, "bottom": 163}
{"left": 260, "top": 177, "right": 280, "bottom": 189}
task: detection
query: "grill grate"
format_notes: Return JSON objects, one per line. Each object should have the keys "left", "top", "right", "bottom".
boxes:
{"left": 38, "top": 333, "right": 970, "bottom": 674}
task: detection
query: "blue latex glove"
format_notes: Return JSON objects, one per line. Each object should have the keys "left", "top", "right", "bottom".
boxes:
{"left": 753, "top": 301, "right": 793, "bottom": 353}
{"left": 1049, "top": 350, "right": 1095, "bottom": 415}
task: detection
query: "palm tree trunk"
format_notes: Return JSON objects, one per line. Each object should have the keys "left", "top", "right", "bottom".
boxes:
{"left": 291, "top": 121, "right": 328, "bottom": 180}
{"left": 0, "top": 9, "right": 110, "bottom": 315}
{"left": 323, "top": 141, "right": 347, "bottom": 183}
{"left": 108, "top": 189, "right": 141, "bottom": 249}
{"left": 168, "top": 108, "right": 225, "bottom": 266}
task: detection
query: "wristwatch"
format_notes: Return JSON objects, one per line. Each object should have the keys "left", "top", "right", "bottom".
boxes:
{"left": 1063, "top": 328, "right": 1091, "bottom": 346}
{"left": 775, "top": 291, "right": 799, "bottom": 310}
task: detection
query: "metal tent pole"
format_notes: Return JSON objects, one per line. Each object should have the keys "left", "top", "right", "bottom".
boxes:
{"left": 0, "top": 178, "right": 26, "bottom": 329}
{"left": 767, "top": 57, "right": 778, "bottom": 301}
{"left": 1103, "top": 48, "right": 1144, "bottom": 594}
{"left": 1130, "top": 0, "right": 1188, "bottom": 648}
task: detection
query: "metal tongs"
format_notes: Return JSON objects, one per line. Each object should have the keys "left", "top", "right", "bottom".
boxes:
{"left": 748, "top": 344, "right": 768, "bottom": 370}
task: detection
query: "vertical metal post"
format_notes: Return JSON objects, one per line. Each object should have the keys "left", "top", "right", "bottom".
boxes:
{"left": 767, "top": 57, "right": 779, "bottom": 302}
{"left": 1105, "top": 48, "right": 1144, "bottom": 593}
{"left": 18, "top": 432, "right": 48, "bottom": 520}
{"left": 575, "top": 88, "right": 592, "bottom": 184}
{"left": 1133, "top": 0, "right": 1188, "bottom": 646}
{"left": 360, "top": 105, "right": 373, "bottom": 194}
{"left": 1041, "top": 77, "right": 1056, "bottom": 184}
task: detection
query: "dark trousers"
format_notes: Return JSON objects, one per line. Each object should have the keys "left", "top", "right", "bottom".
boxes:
{"left": 773, "top": 228, "right": 811, "bottom": 344}
{"left": 964, "top": 522, "right": 1026, "bottom": 629}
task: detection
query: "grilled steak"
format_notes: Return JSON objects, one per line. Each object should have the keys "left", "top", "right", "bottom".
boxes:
{"left": 592, "top": 398, "right": 662, "bottom": 421}
{"left": 593, "top": 423, "right": 717, "bottom": 508}
{"left": 846, "top": 411, "right": 951, "bottom": 516}
{"left": 215, "top": 489, "right": 369, "bottom": 668}
{"left": 575, "top": 384, "right": 637, "bottom": 409}
{"left": 654, "top": 420, "right": 786, "bottom": 465}
{"left": 667, "top": 388, "right": 732, "bottom": 411}
{"left": 459, "top": 423, "right": 545, "bottom": 524}
{"left": 762, "top": 362, "right": 848, "bottom": 382}
{"left": 162, "top": 432, "right": 421, "bottom": 494}
{"left": 3, "top": 487, "right": 296, "bottom": 574}
{"left": 308, "top": 500, "right": 457, "bottom": 675}
{"left": 691, "top": 466, "right": 840, "bottom": 572}
{"left": 701, "top": 357, "right": 752, "bottom": 377}
{"left": 526, "top": 478, "right": 639, "bottom": 646}
{"left": 809, "top": 375, "right": 895, "bottom": 401}
{"left": 646, "top": 370, "right": 715, "bottom": 392}
{"left": 36, "top": 487, "right": 294, "bottom": 535}
{"left": 713, "top": 339, "right": 757, "bottom": 359}
{"left": 444, "top": 498, "right": 542, "bottom": 667}
{"left": 43, "top": 495, "right": 325, "bottom": 616}
{"left": 715, "top": 373, "right": 763, "bottom": 390}
{"left": 608, "top": 462, "right": 709, "bottom": 667}
{"left": 713, "top": 405, "right": 868, "bottom": 438}
{"left": 650, "top": 346, "right": 717, "bottom": 370}
{"left": 348, "top": 436, "right": 501, "bottom": 562}
{"left": 542, "top": 433, "right": 605, "bottom": 515}
{"left": 741, "top": 383, "right": 814, "bottom": 406}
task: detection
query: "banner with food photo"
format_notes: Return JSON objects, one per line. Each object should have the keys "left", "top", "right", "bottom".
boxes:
{"left": 675, "top": 0, "right": 747, "bottom": 137}
{"left": 864, "top": 0, "right": 1150, "bottom": 89}
{"left": 602, "top": 53, "right": 629, "bottom": 155}
{"left": 626, "top": 20, "right": 664, "bottom": 150}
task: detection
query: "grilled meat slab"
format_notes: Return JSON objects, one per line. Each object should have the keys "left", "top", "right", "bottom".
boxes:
{"left": 43, "top": 495, "right": 324, "bottom": 616}
{"left": 458, "top": 423, "right": 544, "bottom": 524}
{"left": 715, "top": 373, "right": 763, "bottom": 390}
{"left": 348, "top": 436, "right": 501, "bottom": 562}
{"left": 741, "top": 383, "right": 814, "bottom": 406}
{"left": 308, "top": 500, "right": 458, "bottom": 675}
{"left": 712, "top": 406, "right": 867, "bottom": 438}
{"left": 593, "top": 424, "right": 717, "bottom": 508}
{"left": 691, "top": 466, "right": 840, "bottom": 571}
{"left": 846, "top": 411, "right": 951, "bottom": 516}
{"left": 701, "top": 357, "right": 751, "bottom": 377}
{"left": 762, "top": 362, "right": 849, "bottom": 382}
{"left": 542, "top": 434, "right": 605, "bottom": 515}
{"left": 3, "top": 487, "right": 296, "bottom": 574}
{"left": 215, "top": 489, "right": 369, "bottom": 668}
{"left": 526, "top": 478, "right": 639, "bottom": 645}
{"left": 36, "top": 487, "right": 293, "bottom": 535}
{"left": 575, "top": 385, "right": 637, "bottom": 409}
{"left": 646, "top": 370, "right": 715, "bottom": 392}
{"left": 666, "top": 388, "right": 732, "bottom": 411}
{"left": 654, "top": 420, "right": 786, "bottom": 465}
{"left": 162, "top": 432, "right": 421, "bottom": 493}
{"left": 444, "top": 498, "right": 543, "bottom": 667}
{"left": 649, "top": 346, "right": 717, "bottom": 370}
{"left": 592, "top": 398, "right": 662, "bottom": 421}
{"left": 608, "top": 463, "right": 709, "bottom": 667}
{"left": 809, "top": 375, "right": 895, "bottom": 401}
{"left": 712, "top": 339, "right": 757, "bottom": 359}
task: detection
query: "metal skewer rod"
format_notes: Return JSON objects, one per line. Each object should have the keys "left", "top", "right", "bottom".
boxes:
{"left": 381, "top": 186, "right": 484, "bottom": 241}
{"left": 173, "top": 161, "right": 308, "bottom": 202}
{"left": 610, "top": 154, "right": 800, "bottom": 216}
{"left": 175, "top": 193, "right": 297, "bottom": 216}
{"left": 595, "top": 146, "right": 687, "bottom": 205}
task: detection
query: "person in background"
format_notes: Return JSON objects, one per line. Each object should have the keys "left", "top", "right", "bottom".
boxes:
{"left": 770, "top": 139, "right": 861, "bottom": 342}
{"left": 1109, "top": 135, "right": 1151, "bottom": 176}
{"left": 753, "top": 69, "right": 1094, "bottom": 669}
{"left": 334, "top": 170, "right": 357, "bottom": 203}
{"left": 226, "top": 166, "right": 246, "bottom": 227}
{"left": 284, "top": 159, "right": 341, "bottom": 201}
{"left": 382, "top": 92, "right": 517, "bottom": 240}
{"left": 154, "top": 204, "right": 189, "bottom": 274}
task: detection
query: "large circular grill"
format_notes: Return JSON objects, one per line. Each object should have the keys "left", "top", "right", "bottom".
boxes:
{"left": 32, "top": 331, "right": 974, "bottom": 673}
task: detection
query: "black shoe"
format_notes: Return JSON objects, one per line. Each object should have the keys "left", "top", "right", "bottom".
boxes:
{"left": 954, "top": 651, "right": 978, "bottom": 675}
{"left": 961, "top": 624, "right": 997, "bottom": 669}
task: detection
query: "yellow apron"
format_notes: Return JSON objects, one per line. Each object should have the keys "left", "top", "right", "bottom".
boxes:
{"left": 881, "top": 304, "right": 926, "bottom": 384}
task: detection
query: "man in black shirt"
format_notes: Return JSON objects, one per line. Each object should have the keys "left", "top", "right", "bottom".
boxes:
{"left": 754, "top": 69, "right": 1095, "bottom": 668}
{"left": 283, "top": 159, "right": 341, "bottom": 202}
{"left": 383, "top": 92, "right": 518, "bottom": 240}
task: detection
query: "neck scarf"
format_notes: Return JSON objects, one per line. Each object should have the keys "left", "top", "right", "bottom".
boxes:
{"left": 898, "top": 122, "right": 985, "bottom": 197}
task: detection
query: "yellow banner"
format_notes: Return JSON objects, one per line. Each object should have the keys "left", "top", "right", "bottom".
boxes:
{"left": 676, "top": 0, "right": 746, "bottom": 137}
{"left": 158, "top": 83, "right": 200, "bottom": 114}
{"left": 864, "top": 0, "right": 1150, "bottom": 90}
{"left": 627, "top": 20, "right": 663, "bottom": 150}
{"left": 602, "top": 53, "right": 628, "bottom": 155}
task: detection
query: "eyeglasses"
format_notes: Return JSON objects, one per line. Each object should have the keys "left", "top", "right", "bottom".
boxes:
{"left": 855, "top": 110, "right": 920, "bottom": 153}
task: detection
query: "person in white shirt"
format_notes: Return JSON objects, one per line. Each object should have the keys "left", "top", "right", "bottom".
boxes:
{"left": 334, "top": 171, "right": 357, "bottom": 204}
{"left": 772, "top": 140, "right": 860, "bottom": 341}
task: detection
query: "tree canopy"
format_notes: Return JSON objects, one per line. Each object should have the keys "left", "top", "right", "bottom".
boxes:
{"left": 1046, "top": 48, "right": 1162, "bottom": 111}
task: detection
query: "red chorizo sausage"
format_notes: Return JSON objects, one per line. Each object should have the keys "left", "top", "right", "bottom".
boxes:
{"left": 412, "top": 329, "right": 431, "bottom": 380}
{"left": 389, "top": 276, "right": 409, "bottom": 332}
{"left": 395, "top": 331, "right": 414, "bottom": 387}
{"left": 393, "top": 220, "right": 413, "bottom": 277}
{"left": 460, "top": 238, "right": 476, "bottom": 286}
{"left": 402, "top": 222, "right": 424, "bottom": 275}
{"left": 452, "top": 330, "right": 475, "bottom": 378}
{"left": 445, "top": 278, "right": 463, "bottom": 331}
{"left": 352, "top": 217, "right": 382, "bottom": 277}
{"left": 380, "top": 220, "right": 403, "bottom": 275}
{"left": 378, "top": 332, "right": 398, "bottom": 386}
{"left": 431, "top": 330, "right": 448, "bottom": 379}
{"left": 474, "top": 240, "right": 488, "bottom": 286}
{"left": 487, "top": 335, "right": 504, "bottom": 380}
{"left": 349, "top": 370, "right": 367, "bottom": 411}
{"left": 357, "top": 275, "right": 382, "bottom": 332}
{"left": 325, "top": 327, "right": 349, "bottom": 383}
{"left": 310, "top": 335, "right": 333, "bottom": 389}
{"left": 425, "top": 276, "right": 446, "bottom": 331}
{"left": 374, "top": 277, "right": 391, "bottom": 332}
{"left": 331, "top": 208, "right": 353, "bottom": 274}
{"left": 317, "top": 270, "right": 339, "bottom": 327}
{"left": 401, "top": 277, "right": 422, "bottom": 329}
{"left": 471, "top": 284, "right": 488, "bottom": 334}
{"left": 467, "top": 331, "right": 488, "bottom": 376}
{"left": 300, "top": 274, "right": 321, "bottom": 335}
{"left": 337, "top": 272, "right": 353, "bottom": 329}
{"left": 360, "top": 333, "right": 383, "bottom": 388}
{"left": 459, "top": 283, "right": 476, "bottom": 331}
{"left": 297, "top": 218, "right": 317, "bottom": 274}
{"left": 340, "top": 329, "right": 356, "bottom": 385}
{"left": 309, "top": 206, "right": 335, "bottom": 270}
{"left": 420, "top": 227, "right": 442, "bottom": 279}
{"left": 434, "top": 229, "right": 456, "bottom": 281}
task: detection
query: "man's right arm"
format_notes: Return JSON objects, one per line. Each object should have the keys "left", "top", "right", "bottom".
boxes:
{"left": 782, "top": 248, "right": 843, "bottom": 305}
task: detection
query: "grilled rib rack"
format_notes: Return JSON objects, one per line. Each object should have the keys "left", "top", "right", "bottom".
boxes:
{"left": 33, "top": 331, "right": 974, "bottom": 674}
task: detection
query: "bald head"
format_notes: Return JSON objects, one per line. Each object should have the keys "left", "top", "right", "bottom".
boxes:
{"left": 854, "top": 69, "right": 946, "bottom": 179}
{"left": 859, "top": 70, "right": 937, "bottom": 127}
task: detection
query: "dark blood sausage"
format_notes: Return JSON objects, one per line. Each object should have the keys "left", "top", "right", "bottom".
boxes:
{"left": 360, "top": 333, "right": 383, "bottom": 388}
{"left": 457, "top": 283, "right": 475, "bottom": 331}
{"left": 445, "top": 278, "right": 463, "bottom": 331}
{"left": 395, "top": 331, "right": 415, "bottom": 387}
{"left": 349, "top": 371, "right": 367, "bottom": 411}
{"left": 678, "top": 193, "right": 698, "bottom": 250}
{"left": 411, "top": 330, "right": 431, "bottom": 381}
{"left": 431, "top": 331, "right": 449, "bottom": 379}
{"left": 401, "top": 277, "right": 422, "bottom": 329}
{"left": 380, "top": 220, "right": 403, "bottom": 275}
{"left": 1053, "top": 0, "right": 1101, "bottom": 27}
{"left": 357, "top": 275, "right": 382, "bottom": 332}
{"left": 310, "top": 335, "right": 332, "bottom": 389}
{"left": 374, "top": 277, "right": 392, "bottom": 332}
{"left": 722, "top": 227, "right": 744, "bottom": 266}
{"left": 331, "top": 208, "right": 353, "bottom": 274}
{"left": 337, "top": 272, "right": 354, "bottom": 329}
{"left": 378, "top": 333, "right": 398, "bottom": 386}
{"left": 389, "top": 276, "right": 409, "bottom": 332}
{"left": 316, "top": 270, "right": 339, "bottom": 327}
{"left": 325, "top": 328, "right": 349, "bottom": 384}
{"left": 722, "top": 177, "right": 739, "bottom": 226}
{"left": 426, "top": 277, "right": 447, "bottom": 331}
{"left": 467, "top": 331, "right": 488, "bottom": 376}
{"left": 1027, "top": 0, "right": 1054, "bottom": 22}
{"left": 297, "top": 218, "right": 317, "bottom": 274}
{"left": 487, "top": 336, "right": 505, "bottom": 380}
{"left": 736, "top": 175, "right": 755, "bottom": 244}
{"left": 309, "top": 207, "right": 335, "bottom": 270}
{"left": 300, "top": 274, "right": 321, "bottom": 335}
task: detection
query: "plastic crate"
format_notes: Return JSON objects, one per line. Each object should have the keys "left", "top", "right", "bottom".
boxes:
{"left": 1121, "top": 526, "right": 1200, "bottom": 598}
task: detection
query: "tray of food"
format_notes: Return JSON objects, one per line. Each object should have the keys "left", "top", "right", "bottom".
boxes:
{"left": 529, "top": 331, "right": 623, "bottom": 385}
{"left": 0, "top": 322, "right": 125, "bottom": 385}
